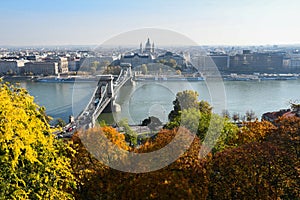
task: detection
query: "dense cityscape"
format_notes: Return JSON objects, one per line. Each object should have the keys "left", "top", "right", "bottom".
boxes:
{"left": 2, "top": 41, "right": 300, "bottom": 79}
{"left": 0, "top": 41, "right": 300, "bottom": 75}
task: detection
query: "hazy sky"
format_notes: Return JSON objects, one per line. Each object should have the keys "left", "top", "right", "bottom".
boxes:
{"left": 1, "top": 0, "right": 300, "bottom": 46}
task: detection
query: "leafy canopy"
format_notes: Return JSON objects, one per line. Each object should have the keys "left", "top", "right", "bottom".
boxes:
{"left": 0, "top": 81, "right": 75, "bottom": 199}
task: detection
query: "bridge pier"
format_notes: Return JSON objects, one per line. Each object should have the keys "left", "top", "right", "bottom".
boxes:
{"left": 112, "top": 102, "right": 121, "bottom": 112}
{"left": 130, "top": 77, "right": 136, "bottom": 86}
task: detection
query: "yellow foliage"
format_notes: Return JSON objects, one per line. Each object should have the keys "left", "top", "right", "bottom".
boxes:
{"left": 0, "top": 81, "right": 76, "bottom": 199}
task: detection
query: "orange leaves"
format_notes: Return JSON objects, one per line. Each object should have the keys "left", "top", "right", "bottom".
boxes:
{"left": 236, "top": 120, "right": 276, "bottom": 145}
{"left": 100, "top": 126, "right": 130, "bottom": 151}
{"left": 70, "top": 126, "right": 133, "bottom": 199}
{"left": 70, "top": 118, "right": 300, "bottom": 199}
{"left": 209, "top": 142, "right": 299, "bottom": 199}
{"left": 71, "top": 127, "right": 210, "bottom": 199}
{"left": 136, "top": 128, "right": 178, "bottom": 153}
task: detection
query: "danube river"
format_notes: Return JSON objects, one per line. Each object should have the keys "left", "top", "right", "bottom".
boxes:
{"left": 10, "top": 79, "right": 300, "bottom": 124}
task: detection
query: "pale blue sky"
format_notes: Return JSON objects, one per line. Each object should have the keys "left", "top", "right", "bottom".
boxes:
{"left": 1, "top": 0, "right": 300, "bottom": 46}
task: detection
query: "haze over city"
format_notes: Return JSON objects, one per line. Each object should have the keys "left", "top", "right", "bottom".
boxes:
{"left": 1, "top": 0, "right": 300, "bottom": 46}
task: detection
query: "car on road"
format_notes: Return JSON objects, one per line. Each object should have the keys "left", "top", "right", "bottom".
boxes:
{"left": 56, "top": 134, "right": 64, "bottom": 139}
{"left": 83, "top": 111, "right": 89, "bottom": 116}
{"left": 94, "top": 98, "right": 99, "bottom": 106}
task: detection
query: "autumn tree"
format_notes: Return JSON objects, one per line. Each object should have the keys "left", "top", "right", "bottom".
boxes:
{"left": 0, "top": 81, "right": 76, "bottom": 199}
{"left": 115, "top": 128, "right": 210, "bottom": 199}
{"left": 103, "top": 66, "right": 121, "bottom": 75}
{"left": 270, "top": 116, "right": 300, "bottom": 159}
{"left": 208, "top": 142, "right": 299, "bottom": 199}
{"left": 70, "top": 126, "right": 130, "bottom": 199}
{"left": 70, "top": 125, "right": 212, "bottom": 199}
{"left": 68, "top": 110, "right": 300, "bottom": 199}
{"left": 68, "top": 90, "right": 300, "bottom": 200}
{"left": 234, "top": 120, "right": 276, "bottom": 146}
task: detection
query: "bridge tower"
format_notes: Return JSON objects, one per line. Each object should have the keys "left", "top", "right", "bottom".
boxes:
{"left": 96, "top": 75, "right": 120, "bottom": 113}
{"left": 97, "top": 74, "right": 114, "bottom": 97}
{"left": 120, "top": 63, "right": 134, "bottom": 85}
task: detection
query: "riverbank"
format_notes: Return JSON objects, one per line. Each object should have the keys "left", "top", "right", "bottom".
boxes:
{"left": 35, "top": 76, "right": 99, "bottom": 83}
{"left": 134, "top": 73, "right": 300, "bottom": 82}
{"left": 3, "top": 73, "right": 300, "bottom": 84}
{"left": 2, "top": 75, "right": 100, "bottom": 83}
{"left": 2, "top": 75, "right": 38, "bottom": 81}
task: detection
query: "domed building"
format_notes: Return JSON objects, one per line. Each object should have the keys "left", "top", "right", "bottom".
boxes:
{"left": 141, "top": 38, "right": 155, "bottom": 54}
{"left": 120, "top": 38, "right": 156, "bottom": 67}
{"left": 118, "top": 38, "right": 191, "bottom": 70}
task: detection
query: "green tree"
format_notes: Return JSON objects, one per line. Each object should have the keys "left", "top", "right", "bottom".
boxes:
{"left": 199, "top": 100, "right": 212, "bottom": 115}
{"left": 166, "top": 90, "right": 239, "bottom": 154}
{"left": 0, "top": 81, "right": 76, "bottom": 199}
{"left": 119, "top": 119, "right": 138, "bottom": 148}
{"left": 168, "top": 90, "right": 199, "bottom": 122}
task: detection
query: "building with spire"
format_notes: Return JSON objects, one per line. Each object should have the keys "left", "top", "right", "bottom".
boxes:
{"left": 140, "top": 38, "right": 154, "bottom": 54}
{"left": 140, "top": 42, "right": 143, "bottom": 54}
{"left": 118, "top": 38, "right": 189, "bottom": 69}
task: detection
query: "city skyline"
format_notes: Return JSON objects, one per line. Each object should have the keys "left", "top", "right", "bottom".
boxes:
{"left": 1, "top": 0, "right": 300, "bottom": 46}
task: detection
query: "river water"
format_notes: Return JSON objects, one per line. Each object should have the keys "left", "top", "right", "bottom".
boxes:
{"left": 10, "top": 79, "right": 300, "bottom": 124}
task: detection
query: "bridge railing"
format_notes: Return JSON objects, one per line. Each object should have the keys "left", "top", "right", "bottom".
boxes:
{"left": 114, "top": 68, "right": 131, "bottom": 94}
{"left": 114, "top": 69, "right": 124, "bottom": 83}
